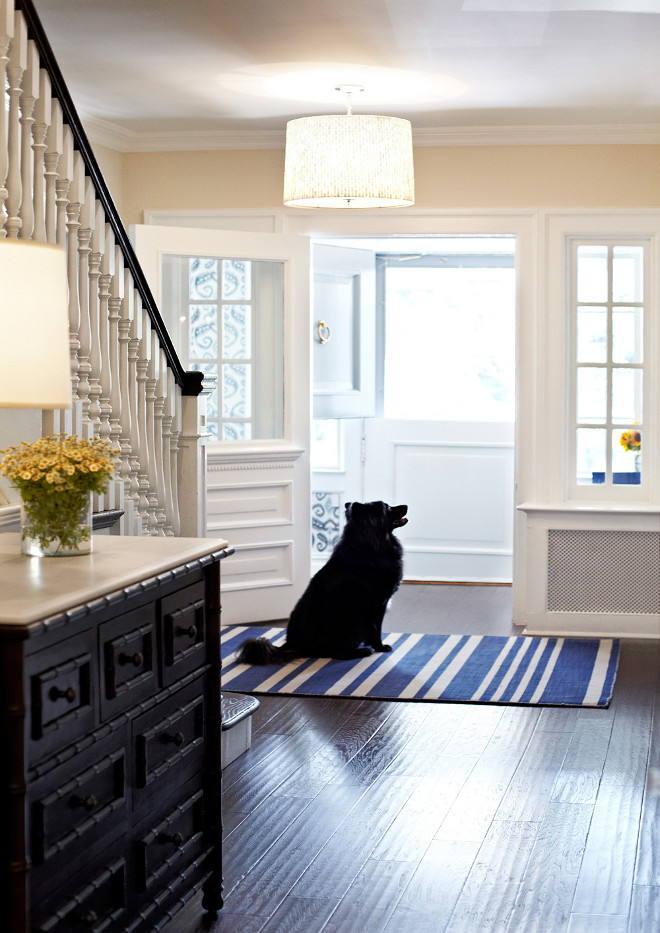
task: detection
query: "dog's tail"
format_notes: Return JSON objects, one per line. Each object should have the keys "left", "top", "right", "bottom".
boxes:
{"left": 233, "top": 636, "right": 297, "bottom": 665}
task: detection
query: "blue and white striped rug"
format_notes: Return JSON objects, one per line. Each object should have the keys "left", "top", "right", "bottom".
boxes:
{"left": 221, "top": 626, "right": 620, "bottom": 708}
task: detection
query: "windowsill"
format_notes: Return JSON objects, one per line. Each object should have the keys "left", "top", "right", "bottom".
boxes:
{"left": 518, "top": 501, "right": 660, "bottom": 514}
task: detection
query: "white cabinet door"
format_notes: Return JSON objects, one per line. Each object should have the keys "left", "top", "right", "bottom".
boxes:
{"left": 313, "top": 244, "right": 376, "bottom": 419}
{"left": 132, "top": 224, "right": 311, "bottom": 624}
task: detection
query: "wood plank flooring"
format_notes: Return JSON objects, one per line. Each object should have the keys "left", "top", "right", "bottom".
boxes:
{"left": 164, "top": 583, "right": 660, "bottom": 933}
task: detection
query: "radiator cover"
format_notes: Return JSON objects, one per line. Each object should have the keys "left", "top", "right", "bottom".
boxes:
{"left": 547, "top": 528, "right": 660, "bottom": 614}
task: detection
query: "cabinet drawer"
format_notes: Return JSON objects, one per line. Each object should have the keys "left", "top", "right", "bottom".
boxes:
{"left": 100, "top": 606, "right": 156, "bottom": 720}
{"left": 160, "top": 581, "right": 207, "bottom": 686}
{"left": 32, "top": 855, "right": 126, "bottom": 933}
{"left": 29, "top": 639, "right": 95, "bottom": 762}
{"left": 31, "top": 741, "right": 126, "bottom": 877}
{"left": 132, "top": 678, "right": 205, "bottom": 813}
{"left": 134, "top": 789, "right": 205, "bottom": 893}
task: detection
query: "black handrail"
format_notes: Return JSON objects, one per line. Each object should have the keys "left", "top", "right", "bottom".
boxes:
{"left": 16, "top": 0, "right": 203, "bottom": 397}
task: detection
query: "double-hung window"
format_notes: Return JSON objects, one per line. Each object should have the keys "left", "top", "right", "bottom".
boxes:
{"left": 571, "top": 240, "right": 647, "bottom": 491}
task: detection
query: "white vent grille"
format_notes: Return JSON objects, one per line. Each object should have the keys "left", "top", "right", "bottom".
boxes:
{"left": 547, "top": 529, "right": 660, "bottom": 614}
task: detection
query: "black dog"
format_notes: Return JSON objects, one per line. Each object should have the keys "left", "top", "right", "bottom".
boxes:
{"left": 235, "top": 500, "right": 408, "bottom": 663}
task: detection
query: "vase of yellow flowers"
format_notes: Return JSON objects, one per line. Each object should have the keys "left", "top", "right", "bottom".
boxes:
{"left": 1, "top": 434, "right": 116, "bottom": 557}
{"left": 619, "top": 429, "right": 641, "bottom": 472}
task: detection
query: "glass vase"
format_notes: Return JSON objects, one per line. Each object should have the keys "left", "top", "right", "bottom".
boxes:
{"left": 20, "top": 491, "right": 93, "bottom": 557}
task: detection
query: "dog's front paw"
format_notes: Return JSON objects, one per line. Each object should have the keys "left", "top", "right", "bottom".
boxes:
{"left": 378, "top": 643, "right": 393, "bottom": 652}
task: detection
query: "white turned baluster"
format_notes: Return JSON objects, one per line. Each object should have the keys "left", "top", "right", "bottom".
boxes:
{"left": 118, "top": 272, "right": 135, "bottom": 517}
{"left": 144, "top": 323, "right": 161, "bottom": 534}
{"left": 77, "top": 171, "right": 94, "bottom": 425}
{"left": 5, "top": 11, "right": 26, "bottom": 238}
{"left": 127, "top": 302, "right": 144, "bottom": 534}
{"left": 55, "top": 121, "right": 72, "bottom": 248}
{"left": 159, "top": 350, "right": 175, "bottom": 535}
{"left": 31, "top": 68, "right": 51, "bottom": 243}
{"left": 44, "top": 103, "right": 62, "bottom": 244}
{"left": 87, "top": 200, "right": 104, "bottom": 430}
{"left": 149, "top": 333, "right": 167, "bottom": 535}
{"left": 167, "top": 368, "right": 182, "bottom": 537}
{"left": 136, "top": 308, "right": 154, "bottom": 533}
{"left": 0, "top": 3, "right": 15, "bottom": 236}
{"left": 108, "top": 245, "right": 124, "bottom": 459}
{"left": 17, "top": 37, "right": 37, "bottom": 239}
{"left": 97, "top": 223, "right": 115, "bottom": 445}
{"left": 64, "top": 138, "right": 84, "bottom": 432}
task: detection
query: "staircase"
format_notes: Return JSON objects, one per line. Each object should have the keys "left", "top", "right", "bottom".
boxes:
{"left": 0, "top": 0, "right": 209, "bottom": 537}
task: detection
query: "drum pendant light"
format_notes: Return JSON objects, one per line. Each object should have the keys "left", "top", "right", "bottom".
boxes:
{"left": 283, "top": 86, "right": 414, "bottom": 209}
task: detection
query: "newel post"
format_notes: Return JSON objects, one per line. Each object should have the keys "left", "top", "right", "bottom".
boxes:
{"left": 177, "top": 376, "right": 214, "bottom": 538}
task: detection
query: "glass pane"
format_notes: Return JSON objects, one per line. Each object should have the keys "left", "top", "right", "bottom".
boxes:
{"left": 222, "top": 363, "right": 251, "bottom": 418}
{"left": 613, "top": 246, "right": 643, "bottom": 303}
{"left": 577, "top": 307, "right": 607, "bottom": 363}
{"left": 612, "top": 368, "right": 642, "bottom": 424}
{"left": 577, "top": 245, "right": 608, "bottom": 303}
{"left": 577, "top": 428, "right": 606, "bottom": 485}
{"left": 207, "top": 422, "right": 219, "bottom": 441}
{"left": 612, "top": 307, "right": 643, "bottom": 364}
{"left": 161, "top": 254, "right": 284, "bottom": 441}
{"left": 222, "top": 305, "right": 251, "bottom": 359}
{"left": 383, "top": 263, "right": 515, "bottom": 421}
{"left": 613, "top": 428, "right": 641, "bottom": 485}
{"left": 222, "top": 260, "right": 251, "bottom": 300}
{"left": 577, "top": 367, "right": 607, "bottom": 424}
{"left": 189, "top": 258, "right": 217, "bottom": 300}
{"left": 189, "top": 305, "right": 217, "bottom": 358}
{"left": 223, "top": 422, "right": 252, "bottom": 441}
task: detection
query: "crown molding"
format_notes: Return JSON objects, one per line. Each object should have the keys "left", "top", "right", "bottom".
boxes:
{"left": 82, "top": 114, "right": 660, "bottom": 154}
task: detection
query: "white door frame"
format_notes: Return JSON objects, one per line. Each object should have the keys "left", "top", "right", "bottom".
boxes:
{"left": 144, "top": 208, "right": 539, "bottom": 622}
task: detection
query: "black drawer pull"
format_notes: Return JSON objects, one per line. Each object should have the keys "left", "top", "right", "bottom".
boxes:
{"left": 49, "top": 685, "right": 76, "bottom": 703}
{"left": 163, "top": 731, "right": 185, "bottom": 747}
{"left": 176, "top": 624, "right": 198, "bottom": 640}
{"left": 72, "top": 794, "right": 98, "bottom": 811}
{"left": 160, "top": 831, "right": 184, "bottom": 847}
{"left": 119, "top": 651, "right": 143, "bottom": 667}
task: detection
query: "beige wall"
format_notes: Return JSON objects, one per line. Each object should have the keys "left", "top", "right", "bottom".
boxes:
{"left": 92, "top": 142, "right": 125, "bottom": 214}
{"left": 108, "top": 144, "right": 660, "bottom": 227}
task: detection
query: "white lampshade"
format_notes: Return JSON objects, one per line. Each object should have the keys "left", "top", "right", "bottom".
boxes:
{"left": 0, "top": 240, "right": 71, "bottom": 408}
{"left": 283, "top": 113, "right": 415, "bottom": 209}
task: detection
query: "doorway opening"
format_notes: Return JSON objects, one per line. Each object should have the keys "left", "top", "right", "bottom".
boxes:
{"left": 311, "top": 235, "right": 517, "bottom": 583}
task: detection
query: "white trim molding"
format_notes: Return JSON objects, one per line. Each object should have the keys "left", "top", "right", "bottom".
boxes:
{"left": 84, "top": 115, "right": 660, "bottom": 153}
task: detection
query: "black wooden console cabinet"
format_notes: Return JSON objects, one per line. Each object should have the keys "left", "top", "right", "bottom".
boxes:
{"left": 0, "top": 534, "right": 232, "bottom": 933}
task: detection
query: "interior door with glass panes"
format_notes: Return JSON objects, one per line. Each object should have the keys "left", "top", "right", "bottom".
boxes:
{"left": 132, "top": 224, "right": 311, "bottom": 624}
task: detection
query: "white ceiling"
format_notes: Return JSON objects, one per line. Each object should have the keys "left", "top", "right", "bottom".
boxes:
{"left": 31, "top": 0, "right": 660, "bottom": 151}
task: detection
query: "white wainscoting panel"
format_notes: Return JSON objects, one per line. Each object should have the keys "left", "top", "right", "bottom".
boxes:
{"left": 207, "top": 481, "right": 292, "bottom": 531}
{"left": 221, "top": 540, "right": 293, "bottom": 592}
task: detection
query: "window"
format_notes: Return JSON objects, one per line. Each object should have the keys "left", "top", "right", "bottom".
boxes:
{"left": 161, "top": 255, "right": 284, "bottom": 441}
{"left": 377, "top": 238, "right": 516, "bottom": 421}
{"left": 572, "top": 242, "right": 645, "bottom": 487}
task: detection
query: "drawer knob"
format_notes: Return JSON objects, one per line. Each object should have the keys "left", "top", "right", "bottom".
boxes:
{"left": 72, "top": 794, "right": 98, "bottom": 812}
{"left": 176, "top": 624, "right": 197, "bottom": 640}
{"left": 163, "top": 731, "right": 185, "bottom": 747}
{"left": 75, "top": 910, "right": 98, "bottom": 927}
{"left": 160, "top": 831, "right": 184, "bottom": 847}
{"left": 119, "top": 651, "right": 144, "bottom": 668}
{"left": 49, "top": 685, "right": 76, "bottom": 703}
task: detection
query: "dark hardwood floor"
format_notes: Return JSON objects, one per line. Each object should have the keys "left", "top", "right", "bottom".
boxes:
{"left": 164, "top": 583, "right": 660, "bottom": 933}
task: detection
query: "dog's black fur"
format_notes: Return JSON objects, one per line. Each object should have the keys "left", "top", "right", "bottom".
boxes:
{"left": 234, "top": 500, "right": 408, "bottom": 663}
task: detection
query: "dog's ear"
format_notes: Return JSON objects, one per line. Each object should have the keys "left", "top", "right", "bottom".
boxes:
{"left": 346, "top": 501, "right": 364, "bottom": 523}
